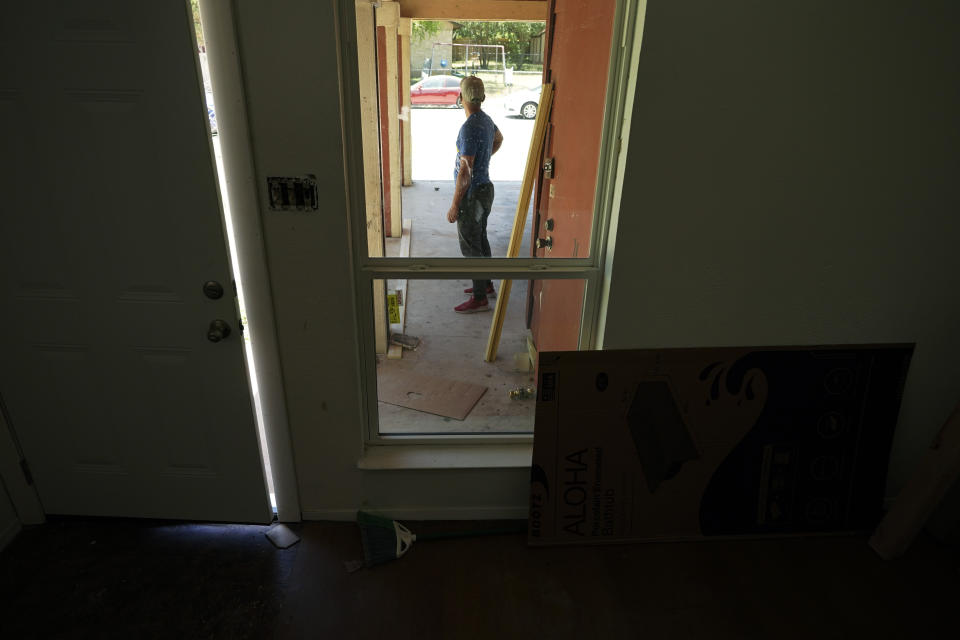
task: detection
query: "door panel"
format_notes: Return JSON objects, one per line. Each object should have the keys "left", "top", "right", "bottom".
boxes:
{"left": 529, "top": 0, "right": 615, "bottom": 354}
{"left": 0, "top": 1, "right": 271, "bottom": 522}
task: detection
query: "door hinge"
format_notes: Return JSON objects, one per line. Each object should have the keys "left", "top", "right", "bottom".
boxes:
{"left": 20, "top": 458, "right": 34, "bottom": 486}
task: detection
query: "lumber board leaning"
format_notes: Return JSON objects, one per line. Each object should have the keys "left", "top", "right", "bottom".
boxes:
{"left": 356, "top": 1, "right": 388, "bottom": 353}
{"left": 484, "top": 84, "right": 554, "bottom": 363}
{"left": 869, "top": 401, "right": 960, "bottom": 559}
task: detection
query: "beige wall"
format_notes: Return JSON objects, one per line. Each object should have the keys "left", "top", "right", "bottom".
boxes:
{"left": 603, "top": 0, "right": 960, "bottom": 494}
{"left": 236, "top": 0, "right": 960, "bottom": 516}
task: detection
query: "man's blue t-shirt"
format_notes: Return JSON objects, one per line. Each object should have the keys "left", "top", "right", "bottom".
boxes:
{"left": 454, "top": 111, "right": 499, "bottom": 194}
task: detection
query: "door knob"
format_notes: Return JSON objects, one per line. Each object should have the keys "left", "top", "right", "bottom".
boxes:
{"left": 203, "top": 280, "right": 224, "bottom": 299}
{"left": 207, "top": 319, "right": 231, "bottom": 342}
{"left": 535, "top": 236, "right": 553, "bottom": 250}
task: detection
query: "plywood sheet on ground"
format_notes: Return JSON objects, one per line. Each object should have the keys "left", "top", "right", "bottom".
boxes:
{"left": 378, "top": 371, "right": 487, "bottom": 420}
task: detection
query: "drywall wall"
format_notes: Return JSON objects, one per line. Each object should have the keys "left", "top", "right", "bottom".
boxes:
{"left": 602, "top": 0, "right": 960, "bottom": 495}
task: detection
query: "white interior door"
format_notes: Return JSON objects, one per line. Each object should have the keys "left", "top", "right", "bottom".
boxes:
{"left": 0, "top": 1, "right": 271, "bottom": 522}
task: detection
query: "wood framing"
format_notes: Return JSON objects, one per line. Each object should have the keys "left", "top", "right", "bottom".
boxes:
{"left": 356, "top": 0, "right": 389, "bottom": 354}
{"left": 396, "top": 218, "right": 412, "bottom": 330}
{"left": 376, "top": 29, "right": 393, "bottom": 235}
{"left": 485, "top": 84, "right": 554, "bottom": 362}
{"left": 377, "top": 1, "right": 403, "bottom": 239}
{"left": 400, "top": 0, "right": 547, "bottom": 21}
{"left": 387, "top": 219, "right": 413, "bottom": 358}
{"left": 399, "top": 17, "right": 413, "bottom": 186}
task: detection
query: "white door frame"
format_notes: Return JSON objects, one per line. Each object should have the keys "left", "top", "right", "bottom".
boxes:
{"left": 199, "top": 0, "right": 301, "bottom": 522}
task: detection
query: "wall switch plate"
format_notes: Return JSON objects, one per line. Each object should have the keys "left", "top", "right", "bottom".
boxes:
{"left": 267, "top": 175, "right": 319, "bottom": 211}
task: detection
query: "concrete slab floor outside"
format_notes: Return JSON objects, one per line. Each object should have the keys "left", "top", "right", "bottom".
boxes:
{"left": 379, "top": 180, "right": 539, "bottom": 434}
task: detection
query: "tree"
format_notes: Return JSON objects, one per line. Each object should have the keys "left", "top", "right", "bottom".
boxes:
{"left": 412, "top": 20, "right": 441, "bottom": 43}
{"left": 453, "top": 21, "right": 545, "bottom": 70}
{"left": 190, "top": 0, "right": 205, "bottom": 49}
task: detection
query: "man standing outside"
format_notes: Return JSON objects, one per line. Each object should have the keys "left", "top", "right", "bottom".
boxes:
{"left": 446, "top": 76, "right": 503, "bottom": 313}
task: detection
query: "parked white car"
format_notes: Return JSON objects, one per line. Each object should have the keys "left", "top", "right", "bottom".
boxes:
{"left": 503, "top": 87, "right": 541, "bottom": 119}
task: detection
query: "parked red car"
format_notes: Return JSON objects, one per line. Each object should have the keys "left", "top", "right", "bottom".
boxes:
{"left": 410, "top": 75, "right": 462, "bottom": 107}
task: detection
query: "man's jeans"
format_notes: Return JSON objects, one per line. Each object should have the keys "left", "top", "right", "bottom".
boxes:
{"left": 457, "top": 182, "right": 495, "bottom": 300}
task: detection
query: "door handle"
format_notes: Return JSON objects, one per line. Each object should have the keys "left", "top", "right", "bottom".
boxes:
{"left": 207, "top": 319, "right": 232, "bottom": 342}
{"left": 535, "top": 236, "right": 553, "bottom": 250}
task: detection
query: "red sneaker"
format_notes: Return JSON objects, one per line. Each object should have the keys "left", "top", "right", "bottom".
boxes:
{"left": 463, "top": 284, "right": 496, "bottom": 298}
{"left": 454, "top": 297, "right": 490, "bottom": 314}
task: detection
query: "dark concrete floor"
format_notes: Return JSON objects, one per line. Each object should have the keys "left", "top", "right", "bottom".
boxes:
{"left": 1, "top": 518, "right": 958, "bottom": 639}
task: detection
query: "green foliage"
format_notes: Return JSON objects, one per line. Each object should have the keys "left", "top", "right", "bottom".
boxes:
{"left": 453, "top": 21, "right": 545, "bottom": 69}
{"left": 190, "top": 0, "right": 205, "bottom": 49}
{"left": 412, "top": 20, "right": 441, "bottom": 43}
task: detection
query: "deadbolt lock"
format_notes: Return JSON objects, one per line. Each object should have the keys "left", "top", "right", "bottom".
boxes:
{"left": 203, "top": 280, "right": 224, "bottom": 300}
{"left": 207, "top": 319, "right": 232, "bottom": 343}
{"left": 544, "top": 218, "right": 555, "bottom": 232}
{"left": 535, "top": 236, "right": 553, "bottom": 250}
{"left": 543, "top": 158, "right": 555, "bottom": 179}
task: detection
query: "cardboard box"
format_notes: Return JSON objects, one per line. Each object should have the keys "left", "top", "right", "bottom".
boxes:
{"left": 528, "top": 345, "right": 913, "bottom": 545}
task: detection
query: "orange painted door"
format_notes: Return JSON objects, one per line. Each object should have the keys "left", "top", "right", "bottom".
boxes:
{"left": 529, "top": 0, "right": 616, "bottom": 353}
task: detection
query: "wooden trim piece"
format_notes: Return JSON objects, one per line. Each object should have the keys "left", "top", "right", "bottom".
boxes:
{"left": 399, "top": 0, "right": 547, "bottom": 21}
{"left": 484, "top": 83, "right": 554, "bottom": 363}
{"left": 378, "top": 2, "right": 403, "bottom": 238}
{"left": 375, "top": 0, "right": 400, "bottom": 26}
{"left": 376, "top": 28, "right": 393, "bottom": 237}
{"left": 397, "top": 218, "right": 412, "bottom": 330}
{"left": 387, "top": 219, "right": 413, "bottom": 358}
{"left": 358, "top": 443, "right": 533, "bottom": 470}
{"left": 869, "top": 402, "right": 960, "bottom": 559}
{"left": 357, "top": 1, "right": 389, "bottom": 353}
{"left": 399, "top": 17, "right": 413, "bottom": 186}
{"left": 301, "top": 505, "right": 531, "bottom": 521}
